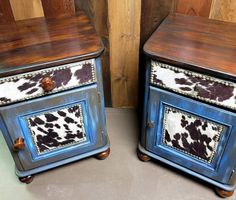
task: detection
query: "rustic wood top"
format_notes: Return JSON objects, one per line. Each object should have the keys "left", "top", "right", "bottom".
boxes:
{"left": 144, "top": 13, "right": 236, "bottom": 80}
{"left": 0, "top": 11, "right": 103, "bottom": 77}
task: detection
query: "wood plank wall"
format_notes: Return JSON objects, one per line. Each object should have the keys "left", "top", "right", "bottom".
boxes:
{"left": 0, "top": 0, "right": 236, "bottom": 107}
{"left": 173, "top": 0, "right": 236, "bottom": 23}
{"left": 9, "top": 0, "right": 44, "bottom": 20}
{"left": 0, "top": 0, "right": 14, "bottom": 23}
{"left": 174, "top": 0, "right": 212, "bottom": 17}
{"left": 74, "top": 0, "right": 111, "bottom": 106}
{"left": 41, "top": 0, "right": 75, "bottom": 18}
{"left": 108, "top": 0, "right": 141, "bottom": 108}
{"left": 210, "top": 0, "right": 236, "bottom": 23}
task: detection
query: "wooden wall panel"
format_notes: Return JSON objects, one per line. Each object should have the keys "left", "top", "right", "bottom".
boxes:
{"left": 41, "top": 0, "right": 75, "bottom": 18}
{"left": 1, "top": 0, "right": 236, "bottom": 108}
{"left": 108, "top": 0, "right": 141, "bottom": 108}
{"left": 174, "top": 0, "right": 212, "bottom": 17}
{"left": 141, "top": 0, "right": 174, "bottom": 47}
{"left": 0, "top": 0, "right": 14, "bottom": 23}
{"left": 9, "top": 0, "right": 44, "bottom": 20}
{"left": 139, "top": 0, "right": 174, "bottom": 113}
{"left": 210, "top": 0, "right": 236, "bottom": 23}
{"left": 75, "top": 0, "right": 111, "bottom": 106}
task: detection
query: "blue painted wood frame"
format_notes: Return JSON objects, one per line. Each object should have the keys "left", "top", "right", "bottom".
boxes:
{"left": 146, "top": 87, "right": 236, "bottom": 184}
{"left": 0, "top": 57, "right": 109, "bottom": 176}
{"left": 140, "top": 59, "right": 151, "bottom": 147}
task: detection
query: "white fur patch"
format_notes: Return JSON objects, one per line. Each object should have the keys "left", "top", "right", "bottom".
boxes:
{"left": 28, "top": 104, "right": 86, "bottom": 155}
{"left": 151, "top": 61, "right": 236, "bottom": 110}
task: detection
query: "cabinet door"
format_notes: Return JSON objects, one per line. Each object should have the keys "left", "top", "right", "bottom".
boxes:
{"left": 0, "top": 85, "right": 107, "bottom": 170}
{"left": 146, "top": 87, "right": 236, "bottom": 184}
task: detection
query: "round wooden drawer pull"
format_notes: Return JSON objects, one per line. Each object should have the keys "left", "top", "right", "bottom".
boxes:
{"left": 13, "top": 138, "right": 25, "bottom": 151}
{"left": 41, "top": 77, "right": 55, "bottom": 92}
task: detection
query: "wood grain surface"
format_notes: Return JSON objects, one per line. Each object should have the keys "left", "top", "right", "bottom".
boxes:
{"left": 41, "top": 0, "right": 75, "bottom": 18}
{"left": 140, "top": 0, "right": 174, "bottom": 46}
{"left": 0, "top": 0, "right": 14, "bottom": 23}
{"left": 144, "top": 14, "right": 236, "bottom": 80}
{"left": 174, "top": 0, "right": 212, "bottom": 17}
{"left": 210, "top": 0, "right": 236, "bottom": 23}
{"left": 9, "top": 0, "right": 44, "bottom": 20}
{"left": 108, "top": 0, "right": 141, "bottom": 107}
{"left": 1, "top": 0, "right": 236, "bottom": 107}
{"left": 0, "top": 11, "right": 103, "bottom": 77}
{"left": 75, "top": 0, "right": 111, "bottom": 106}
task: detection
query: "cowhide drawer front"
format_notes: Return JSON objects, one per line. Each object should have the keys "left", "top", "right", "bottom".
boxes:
{"left": 0, "top": 59, "right": 96, "bottom": 105}
{"left": 150, "top": 61, "right": 236, "bottom": 110}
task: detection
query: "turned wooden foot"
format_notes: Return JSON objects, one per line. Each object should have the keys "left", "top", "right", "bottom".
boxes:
{"left": 215, "top": 187, "right": 234, "bottom": 198}
{"left": 137, "top": 149, "right": 151, "bottom": 162}
{"left": 96, "top": 148, "right": 110, "bottom": 160}
{"left": 18, "top": 175, "right": 34, "bottom": 184}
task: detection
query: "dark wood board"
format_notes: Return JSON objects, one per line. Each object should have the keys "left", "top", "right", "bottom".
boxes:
{"left": 0, "top": 0, "right": 14, "bottom": 24}
{"left": 174, "top": 0, "right": 212, "bottom": 17}
{"left": 144, "top": 13, "right": 236, "bottom": 81}
{"left": 0, "top": 11, "right": 104, "bottom": 77}
{"left": 75, "top": 0, "right": 111, "bottom": 106}
{"left": 41, "top": 0, "right": 75, "bottom": 18}
{"left": 139, "top": 0, "right": 174, "bottom": 112}
{"left": 140, "top": 0, "right": 174, "bottom": 47}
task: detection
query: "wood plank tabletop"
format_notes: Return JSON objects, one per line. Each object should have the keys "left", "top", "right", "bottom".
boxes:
{"left": 0, "top": 11, "right": 103, "bottom": 77}
{"left": 144, "top": 13, "right": 236, "bottom": 80}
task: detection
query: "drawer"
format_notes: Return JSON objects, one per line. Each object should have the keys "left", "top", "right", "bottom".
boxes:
{"left": 0, "top": 85, "right": 106, "bottom": 170}
{"left": 146, "top": 87, "right": 236, "bottom": 184}
{"left": 0, "top": 59, "right": 96, "bottom": 106}
{"left": 150, "top": 60, "right": 236, "bottom": 110}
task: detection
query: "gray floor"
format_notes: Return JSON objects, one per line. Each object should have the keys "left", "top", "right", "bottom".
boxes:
{"left": 0, "top": 108, "right": 235, "bottom": 200}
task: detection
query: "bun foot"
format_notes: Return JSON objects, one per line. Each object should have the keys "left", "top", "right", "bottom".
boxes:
{"left": 96, "top": 148, "right": 110, "bottom": 160}
{"left": 137, "top": 149, "right": 151, "bottom": 162}
{"left": 19, "top": 175, "right": 34, "bottom": 184}
{"left": 215, "top": 187, "right": 234, "bottom": 198}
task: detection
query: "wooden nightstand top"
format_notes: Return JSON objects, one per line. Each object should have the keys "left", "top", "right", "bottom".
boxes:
{"left": 144, "top": 13, "right": 236, "bottom": 80}
{"left": 0, "top": 11, "right": 103, "bottom": 77}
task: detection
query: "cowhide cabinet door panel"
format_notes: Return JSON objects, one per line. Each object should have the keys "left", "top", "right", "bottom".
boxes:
{"left": 0, "top": 85, "right": 107, "bottom": 171}
{"left": 146, "top": 87, "right": 236, "bottom": 184}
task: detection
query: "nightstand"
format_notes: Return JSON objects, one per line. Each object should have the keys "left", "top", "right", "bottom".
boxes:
{"left": 0, "top": 12, "right": 110, "bottom": 183}
{"left": 139, "top": 14, "right": 236, "bottom": 198}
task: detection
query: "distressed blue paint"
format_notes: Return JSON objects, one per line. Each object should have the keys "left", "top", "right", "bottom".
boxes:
{"left": 18, "top": 100, "right": 93, "bottom": 162}
{"left": 138, "top": 144, "right": 236, "bottom": 191}
{"left": 0, "top": 57, "right": 109, "bottom": 178}
{"left": 95, "top": 58, "right": 109, "bottom": 144}
{"left": 140, "top": 59, "right": 151, "bottom": 147}
{"left": 16, "top": 143, "right": 110, "bottom": 178}
{"left": 147, "top": 87, "right": 236, "bottom": 183}
{"left": 139, "top": 59, "right": 236, "bottom": 191}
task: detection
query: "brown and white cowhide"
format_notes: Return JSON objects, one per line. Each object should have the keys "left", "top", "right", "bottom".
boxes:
{"left": 162, "top": 107, "right": 223, "bottom": 163}
{"left": 151, "top": 61, "right": 236, "bottom": 110}
{"left": 28, "top": 104, "right": 86, "bottom": 154}
{"left": 0, "top": 59, "right": 96, "bottom": 105}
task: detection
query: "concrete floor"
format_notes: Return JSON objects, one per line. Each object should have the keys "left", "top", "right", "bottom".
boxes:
{"left": 0, "top": 108, "right": 235, "bottom": 200}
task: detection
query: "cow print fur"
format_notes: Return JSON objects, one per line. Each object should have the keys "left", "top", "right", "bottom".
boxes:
{"left": 28, "top": 104, "right": 86, "bottom": 154}
{"left": 151, "top": 61, "right": 236, "bottom": 110}
{"left": 162, "top": 107, "right": 224, "bottom": 163}
{"left": 0, "top": 59, "right": 96, "bottom": 105}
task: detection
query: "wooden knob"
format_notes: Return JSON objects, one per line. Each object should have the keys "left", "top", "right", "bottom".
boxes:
{"left": 13, "top": 138, "right": 25, "bottom": 151}
{"left": 41, "top": 77, "right": 55, "bottom": 92}
{"left": 147, "top": 121, "right": 154, "bottom": 128}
